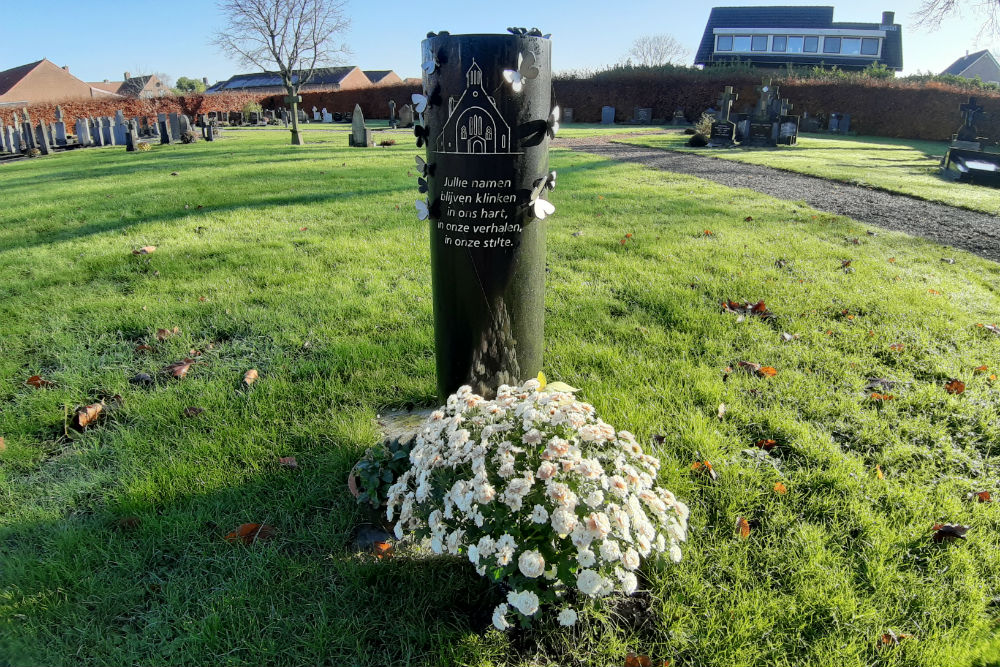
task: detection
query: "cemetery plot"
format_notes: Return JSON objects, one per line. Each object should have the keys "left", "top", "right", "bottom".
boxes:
{"left": 0, "top": 129, "right": 998, "bottom": 667}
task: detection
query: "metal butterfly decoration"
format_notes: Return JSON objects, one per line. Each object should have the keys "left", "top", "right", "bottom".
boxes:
{"left": 528, "top": 171, "right": 557, "bottom": 220}
{"left": 547, "top": 105, "right": 560, "bottom": 139}
{"left": 415, "top": 198, "right": 430, "bottom": 220}
{"left": 508, "top": 27, "right": 550, "bottom": 38}
{"left": 417, "top": 177, "right": 428, "bottom": 194}
{"left": 411, "top": 93, "right": 428, "bottom": 114}
{"left": 414, "top": 123, "right": 429, "bottom": 148}
{"left": 426, "top": 31, "right": 450, "bottom": 38}
{"left": 414, "top": 155, "right": 434, "bottom": 177}
{"left": 422, "top": 56, "right": 438, "bottom": 75}
{"left": 503, "top": 52, "right": 539, "bottom": 93}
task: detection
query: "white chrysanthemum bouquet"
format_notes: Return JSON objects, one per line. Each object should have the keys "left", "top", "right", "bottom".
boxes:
{"left": 385, "top": 377, "right": 689, "bottom": 629}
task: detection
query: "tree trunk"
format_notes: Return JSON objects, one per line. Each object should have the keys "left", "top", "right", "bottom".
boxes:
{"left": 287, "top": 83, "right": 304, "bottom": 146}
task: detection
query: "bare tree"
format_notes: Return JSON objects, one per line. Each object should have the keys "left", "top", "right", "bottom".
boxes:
{"left": 914, "top": 0, "right": 1000, "bottom": 38}
{"left": 624, "top": 34, "right": 691, "bottom": 67}
{"left": 213, "top": 0, "right": 350, "bottom": 145}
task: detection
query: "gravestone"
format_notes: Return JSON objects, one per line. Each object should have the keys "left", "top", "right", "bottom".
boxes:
{"left": 671, "top": 109, "right": 686, "bottom": 125}
{"left": 419, "top": 31, "right": 553, "bottom": 398}
{"left": 53, "top": 105, "right": 68, "bottom": 146}
{"left": 169, "top": 113, "right": 181, "bottom": 140}
{"left": 828, "top": 112, "right": 851, "bottom": 134}
{"left": 312, "top": 106, "right": 320, "bottom": 121}
{"left": 563, "top": 107, "right": 574, "bottom": 123}
{"left": 197, "top": 113, "right": 208, "bottom": 127}
{"left": 20, "top": 109, "right": 36, "bottom": 150}
{"left": 746, "top": 81, "right": 778, "bottom": 147}
{"left": 140, "top": 116, "right": 151, "bottom": 137}
{"left": 297, "top": 108, "right": 307, "bottom": 123}
{"left": 955, "top": 97, "right": 984, "bottom": 148}
{"left": 776, "top": 99, "right": 799, "bottom": 146}
{"left": 333, "top": 111, "right": 344, "bottom": 123}
{"left": 321, "top": 107, "right": 332, "bottom": 123}
{"left": 75, "top": 118, "right": 91, "bottom": 146}
{"left": 159, "top": 119, "right": 172, "bottom": 144}
{"left": 389, "top": 99, "right": 397, "bottom": 128}
{"left": 708, "top": 85, "right": 738, "bottom": 147}
{"left": 348, "top": 104, "right": 372, "bottom": 147}
{"left": 90, "top": 118, "right": 104, "bottom": 146}
{"left": 113, "top": 110, "right": 127, "bottom": 144}
{"left": 398, "top": 103, "right": 414, "bottom": 128}
{"left": 601, "top": 105, "right": 615, "bottom": 124}
{"left": 206, "top": 123, "right": 215, "bottom": 141}
{"left": 35, "top": 122, "right": 52, "bottom": 154}
{"left": 102, "top": 117, "right": 115, "bottom": 145}
{"left": 125, "top": 122, "right": 138, "bottom": 151}
{"left": 179, "top": 114, "right": 193, "bottom": 139}
{"left": 633, "top": 107, "right": 652, "bottom": 124}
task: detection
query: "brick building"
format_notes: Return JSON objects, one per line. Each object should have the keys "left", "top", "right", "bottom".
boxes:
{"left": 205, "top": 65, "right": 372, "bottom": 94}
{"left": 0, "top": 59, "right": 119, "bottom": 106}
{"left": 89, "top": 72, "right": 172, "bottom": 98}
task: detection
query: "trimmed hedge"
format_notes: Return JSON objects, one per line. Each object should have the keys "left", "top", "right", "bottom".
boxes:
{"left": 258, "top": 73, "right": 1000, "bottom": 141}
{"left": 4, "top": 93, "right": 269, "bottom": 127}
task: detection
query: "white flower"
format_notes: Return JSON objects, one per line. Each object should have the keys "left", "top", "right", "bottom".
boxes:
{"left": 468, "top": 544, "right": 480, "bottom": 564}
{"left": 430, "top": 535, "right": 444, "bottom": 554}
{"left": 669, "top": 543, "right": 683, "bottom": 563}
{"left": 492, "top": 603, "right": 511, "bottom": 630}
{"left": 477, "top": 535, "right": 496, "bottom": 556}
{"left": 530, "top": 504, "right": 549, "bottom": 524}
{"left": 551, "top": 507, "right": 578, "bottom": 536}
{"left": 543, "top": 565, "right": 558, "bottom": 580}
{"left": 620, "top": 571, "right": 638, "bottom": 595}
{"left": 584, "top": 512, "right": 612, "bottom": 540}
{"left": 577, "top": 548, "right": 596, "bottom": 567}
{"left": 622, "top": 547, "right": 640, "bottom": 570}
{"left": 446, "top": 529, "right": 464, "bottom": 555}
{"left": 507, "top": 589, "right": 540, "bottom": 616}
{"left": 536, "top": 461, "right": 557, "bottom": 480}
{"left": 557, "top": 608, "right": 578, "bottom": 626}
{"left": 599, "top": 539, "right": 621, "bottom": 562}
{"left": 577, "top": 569, "right": 605, "bottom": 596}
{"left": 584, "top": 490, "right": 605, "bottom": 508}
{"left": 518, "top": 550, "right": 546, "bottom": 578}
{"left": 523, "top": 428, "right": 543, "bottom": 444}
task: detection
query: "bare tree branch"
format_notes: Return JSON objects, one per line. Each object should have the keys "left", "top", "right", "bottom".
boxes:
{"left": 623, "top": 34, "right": 690, "bottom": 67}
{"left": 913, "top": 0, "right": 1000, "bottom": 39}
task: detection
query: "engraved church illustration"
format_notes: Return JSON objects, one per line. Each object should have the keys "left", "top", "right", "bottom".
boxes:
{"left": 437, "top": 60, "right": 511, "bottom": 154}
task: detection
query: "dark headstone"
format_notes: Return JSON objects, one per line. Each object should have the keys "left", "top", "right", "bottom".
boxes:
{"left": 159, "top": 120, "right": 172, "bottom": 144}
{"left": 601, "top": 105, "right": 615, "bottom": 124}
{"left": 562, "top": 107, "right": 574, "bottom": 123}
{"left": 633, "top": 107, "right": 652, "bottom": 124}
{"left": 398, "top": 104, "right": 414, "bottom": 128}
{"left": 709, "top": 86, "right": 738, "bottom": 147}
{"left": 420, "top": 32, "right": 552, "bottom": 398}
{"left": 206, "top": 123, "right": 215, "bottom": 141}
{"left": 778, "top": 115, "right": 799, "bottom": 145}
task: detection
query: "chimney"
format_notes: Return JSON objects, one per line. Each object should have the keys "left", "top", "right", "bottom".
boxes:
{"left": 62, "top": 65, "right": 69, "bottom": 72}
{"left": 881, "top": 11, "right": 895, "bottom": 25}
{"left": 203, "top": 77, "right": 208, "bottom": 85}
{"left": 124, "top": 71, "right": 131, "bottom": 80}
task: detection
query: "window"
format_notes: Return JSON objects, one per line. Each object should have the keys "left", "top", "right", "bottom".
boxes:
{"left": 787, "top": 36, "right": 804, "bottom": 53}
{"left": 823, "top": 37, "right": 841, "bottom": 53}
{"left": 733, "top": 35, "right": 752, "bottom": 51}
{"left": 861, "top": 37, "right": 879, "bottom": 55}
{"left": 803, "top": 36, "right": 819, "bottom": 52}
{"left": 841, "top": 38, "right": 862, "bottom": 55}
{"left": 772, "top": 35, "right": 787, "bottom": 52}
{"left": 716, "top": 35, "right": 733, "bottom": 51}
{"left": 751, "top": 35, "right": 768, "bottom": 51}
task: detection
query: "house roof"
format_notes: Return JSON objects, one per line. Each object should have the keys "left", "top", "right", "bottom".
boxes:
{"left": 363, "top": 70, "right": 394, "bottom": 83}
{"left": 695, "top": 6, "right": 903, "bottom": 70}
{"left": 206, "top": 66, "right": 360, "bottom": 92}
{"left": 941, "top": 49, "right": 996, "bottom": 76}
{"left": 0, "top": 59, "right": 44, "bottom": 96}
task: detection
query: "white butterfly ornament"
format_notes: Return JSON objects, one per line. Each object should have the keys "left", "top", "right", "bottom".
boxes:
{"left": 415, "top": 199, "right": 430, "bottom": 221}
{"left": 503, "top": 52, "right": 539, "bottom": 93}
{"left": 411, "top": 93, "right": 428, "bottom": 114}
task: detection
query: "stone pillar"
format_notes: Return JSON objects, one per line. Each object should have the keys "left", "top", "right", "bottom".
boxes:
{"left": 35, "top": 122, "right": 52, "bottom": 154}
{"left": 420, "top": 32, "right": 554, "bottom": 398}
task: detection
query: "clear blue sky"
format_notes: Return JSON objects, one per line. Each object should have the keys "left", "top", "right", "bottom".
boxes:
{"left": 1, "top": 0, "right": 994, "bottom": 84}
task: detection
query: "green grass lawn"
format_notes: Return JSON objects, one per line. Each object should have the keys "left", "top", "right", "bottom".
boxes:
{"left": 1, "top": 128, "right": 999, "bottom": 667}
{"left": 618, "top": 131, "right": 1000, "bottom": 214}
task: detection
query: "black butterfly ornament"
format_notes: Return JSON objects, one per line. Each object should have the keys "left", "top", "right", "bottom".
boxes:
{"left": 418, "top": 177, "right": 428, "bottom": 194}
{"left": 528, "top": 174, "right": 556, "bottom": 220}
{"left": 414, "top": 123, "right": 429, "bottom": 148}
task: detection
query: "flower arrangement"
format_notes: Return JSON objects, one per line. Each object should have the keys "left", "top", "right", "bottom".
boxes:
{"left": 137, "top": 142, "right": 152, "bottom": 152}
{"left": 386, "top": 377, "right": 689, "bottom": 629}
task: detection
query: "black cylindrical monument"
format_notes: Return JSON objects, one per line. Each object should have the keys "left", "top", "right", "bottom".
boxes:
{"left": 418, "top": 32, "right": 554, "bottom": 399}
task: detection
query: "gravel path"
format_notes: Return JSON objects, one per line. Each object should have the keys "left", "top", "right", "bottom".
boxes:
{"left": 556, "top": 136, "right": 1000, "bottom": 263}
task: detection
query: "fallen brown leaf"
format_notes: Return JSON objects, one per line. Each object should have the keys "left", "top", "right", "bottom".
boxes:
{"left": 135, "top": 344, "right": 153, "bottom": 353}
{"left": 624, "top": 653, "right": 653, "bottom": 667}
{"left": 755, "top": 439, "right": 778, "bottom": 451}
{"left": 225, "top": 523, "right": 276, "bottom": 545}
{"left": 182, "top": 406, "right": 204, "bottom": 418}
{"left": 73, "top": 403, "right": 104, "bottom": 430}
{"left": 132, "top": 246, "right": 156, "bottom": 255}
{"left": 944, "top": 379, "right": 965, "bottom": 395}
{"left": 26, "top": 375, "right": 54, "bottom": 388}
{"left": 970, "top": 491, "right": 992, "bottom": 503}
{"left": 973, "top": 365, "right": 988, "bottom": 374}
{"left": 735, "top": 516, "right": 751, "bottom": 539}
{"left": 0, "top": 436, "right": 5, "bottom": 452}
{"left": 164, "top": 358, "right": 195, "bottom": 379}
{"left": 279, "top": 456, "right": 298, "bottom": 468}
{"left": 691, "top": 460, "right": 718, "bottom": 481}
{"left": 876, "top": 465, "right": 885, "bottom": 480}
{"left": 243, "top": 369, "right": 259, "bottom": 386}
{"left": 774, "top": 482, "right": 788, "bottom": 495}
{"left": 156, "top": 326, "right": 180, "bottom": 341}
{"left": 932, "top": 523, "right": 969, "bottom": 543}
{"left": 372, "top": 540, "right": 394, "bottom": 559}
{"left": 889, "top": 342, "right": 905, "bottom": 351}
